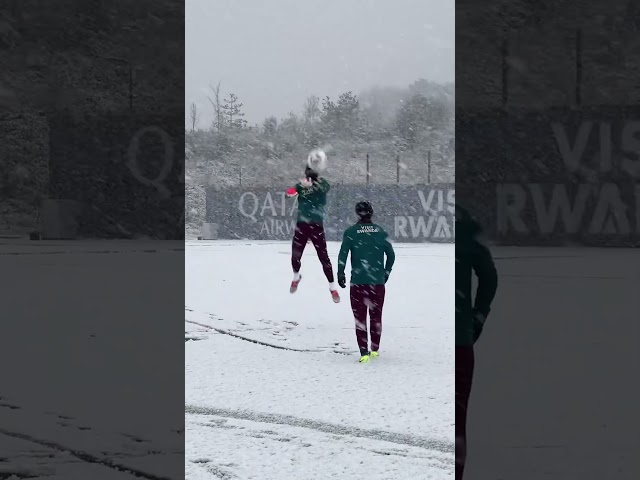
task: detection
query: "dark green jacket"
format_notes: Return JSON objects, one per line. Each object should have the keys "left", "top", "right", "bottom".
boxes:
{"left": 337, "top": 222, "right": 395, "bottom": 285}
{"left": 295, "top": 178, "right": 330, "bottom": 223}
{"left": 455, "top": 206, "right": 498, "bottom": 346}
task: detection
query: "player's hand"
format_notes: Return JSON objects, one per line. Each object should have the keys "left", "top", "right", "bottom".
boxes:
{"left": 300, "top": 178, "right": 313, "bottom": 188}
{"left": 337, "top": 274, "right": 346, "bottom": 289}
{"left": 285, "top": 187, "right": 297, "bottom": 198}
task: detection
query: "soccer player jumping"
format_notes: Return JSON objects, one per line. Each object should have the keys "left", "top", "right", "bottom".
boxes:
{"left": 337, "top": 201, "right": 395, "bottom": 363}
{"left": 286, "top": 156, "right": 340, "bottom": 303}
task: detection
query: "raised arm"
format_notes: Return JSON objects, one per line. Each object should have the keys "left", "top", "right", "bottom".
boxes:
{"left": 314, "top": 178, "right": 330, "bottom": 193}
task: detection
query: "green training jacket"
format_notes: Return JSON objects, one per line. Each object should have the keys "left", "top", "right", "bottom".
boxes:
{"left": 295, "top": 178, "right": 330, "bottom": 223}
{"left": 455, "top": 206, "right": 498, "bottom": 346}
{"left": 338, "top": 222, "right": 395, "bottom": 285}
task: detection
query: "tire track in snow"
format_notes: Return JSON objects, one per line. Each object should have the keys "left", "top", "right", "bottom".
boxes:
{"left": 185, "top": 319, "right": 322, "bottom": 353}
{"left": 185, "top": 405, "right": 454, "bottom": 454}
{"left": 0, "top": 428, "right": 172, "bottom": 480}
{"left": 185, "top": 319, "right": 353, "bottom": 355}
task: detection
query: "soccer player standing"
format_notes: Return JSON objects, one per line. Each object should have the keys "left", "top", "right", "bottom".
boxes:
{"left": 455, "top": 205, "right": 498, "bottom": 480}
{"left": 337, "top": 201, "right": 395, "bottom": 363}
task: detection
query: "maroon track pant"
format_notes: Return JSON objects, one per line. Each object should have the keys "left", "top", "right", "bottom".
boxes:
{"left": 350, "top": 284, "right": 385, "bottom": 355}
{"left": 291, "top": 222, "right": 334, "bottom": 283}
{"left": 455, "top": 346, "right": 475, "bottom": 480}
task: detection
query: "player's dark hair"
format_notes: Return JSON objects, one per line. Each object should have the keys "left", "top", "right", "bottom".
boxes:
{"left": 305, "top": 166, "right": 318, "bottom": 180}
{"left": 355, "top": 201, "right": 374, "bottom": 222}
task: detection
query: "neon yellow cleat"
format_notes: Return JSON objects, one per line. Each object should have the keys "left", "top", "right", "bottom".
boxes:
{"left": 370, "top": 351, "right": 379, "bottom": 358}
{"left": 359, "top": 354, "right": 370, "bottom": 363}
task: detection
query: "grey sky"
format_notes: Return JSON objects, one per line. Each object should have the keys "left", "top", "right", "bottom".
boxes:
{"left": 186, "top": 0, "right": 454, "bottom": 127}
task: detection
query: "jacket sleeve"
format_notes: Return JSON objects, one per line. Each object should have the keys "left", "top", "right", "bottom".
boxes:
{"left": 313, "top": 178, "right": 330, "bottom": 193}
{"left": 383, "top": 235, "right": 395, "bottom": 273}
{"left": 471, "top": 238, "right": 498, "bottom": 317}
{"left": 337, "top": 230, "right": 351, "bottom": 276}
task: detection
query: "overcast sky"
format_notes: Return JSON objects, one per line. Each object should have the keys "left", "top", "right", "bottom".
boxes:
{"left": 186, "top": 0, "right": 454, "bottom": 127}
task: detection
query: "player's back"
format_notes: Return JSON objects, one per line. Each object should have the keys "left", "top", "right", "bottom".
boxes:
{"left": 344, "top": 223, "right": 390, "bottom": 285}
{"left": 296, "top": 178, "right": 330, "bottom": 223}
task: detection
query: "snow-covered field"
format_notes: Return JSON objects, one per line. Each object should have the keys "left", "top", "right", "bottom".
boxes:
{"left": 185, "top": 240, "right": 455, "bottom": 480}
{"left": 467, "top": 247, "right": 640, "bottom": 480}
{"left": 186, "top": 241, "right": 640, "bottom": 479}
{"left": 1, "top": 240, "right": 184, "bottom": 479}
{"left": 4, "top": 238, "right": 632, "bottom": 479}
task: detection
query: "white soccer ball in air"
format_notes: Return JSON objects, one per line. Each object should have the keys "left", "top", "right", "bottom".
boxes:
{"left": 307, "top": 149, "right": 327, "bottom": 172}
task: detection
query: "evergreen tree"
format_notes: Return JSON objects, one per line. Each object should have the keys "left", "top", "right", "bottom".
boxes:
{"left": 221, "top": 93, "right": 247, "bottom": 128}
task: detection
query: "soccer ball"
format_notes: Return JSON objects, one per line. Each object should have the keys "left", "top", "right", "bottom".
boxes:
{"left": 307, "top": 149, "right": 327, "bottom": 172}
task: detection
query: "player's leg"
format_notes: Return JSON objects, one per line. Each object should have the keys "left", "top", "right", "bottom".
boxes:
{"left": 309, "top": 223, "right": 339, "bottom": 302}
{"left": 290, "top": 222, "right": 309, "bottom": 293}
{"left": 368, "top": 284, "right": 386, "bottom": 356}
{"left": 350, "top": 285, "right": 370, "bottom": 361}
{"left": 455, "top": 346, "right": 475, "bottom": 480}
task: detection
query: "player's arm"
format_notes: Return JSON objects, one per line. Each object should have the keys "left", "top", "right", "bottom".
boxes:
{"left": 286, "top": 183, "right": 301, "bottom": 197}
{"left": 314, "top": 178, "right": 330, "bottom": 193}
{"left": 305, "top": 177, "right": 329, "bottom": 193}
{"left": 337, "top": 230, "right": 351, "bottom": 287}
{"left": 337, "top": 231, "right": 351, "bottom": 275}
{"left": 383, "top": 234, "right": 395, "bottom": 282}
{"left": 470, "top": 236, "right": 498, "bottom": 342}
{"left": 471, "top": 238, "right": 497, "bottom": 318}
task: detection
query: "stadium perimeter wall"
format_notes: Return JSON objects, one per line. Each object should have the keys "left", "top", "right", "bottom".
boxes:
{"left": 205, "top": 184, "right": 455, "bottom": 243}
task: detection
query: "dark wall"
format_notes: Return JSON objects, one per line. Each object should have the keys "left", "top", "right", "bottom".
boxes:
{"left": 457, "top": 106, "right": 640, "bottom": 246}
{"left": 48, "top": 112, "right": 184, "bottom": 238}
{"left": 206, "top": 183, "right": 455, "bottom": 243}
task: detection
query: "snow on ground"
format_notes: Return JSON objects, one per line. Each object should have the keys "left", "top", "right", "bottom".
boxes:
{"left": 185, "top": 240, "right": 455, "bottom": 480}
{"left": 467, "top": 247, "right": 640, "bottom": 480}
{"left": 1, "top": 240, "right": 184, "bottom": 479}
{"left": 3, "top": 238, "right": 633, "bottom": 478}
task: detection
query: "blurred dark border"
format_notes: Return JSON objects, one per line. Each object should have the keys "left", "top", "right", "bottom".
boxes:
{"left": 0, "top": 1, "right": 184, "bottom": 478}
{"left": 457, "top": 1, "right": 640, "bottom": 479}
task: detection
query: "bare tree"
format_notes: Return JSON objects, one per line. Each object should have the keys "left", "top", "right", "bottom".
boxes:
{"left": 207, "top": 81, "right": 223, "bottom": 132}
{"left": 189, "top": 102, "right": 199, "bottom": 132}
{"left": 303, "top": 95, "right": 321, "bottom": 123}
{"left": 263, "top": 116, "right": 277, "bottom": 136}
